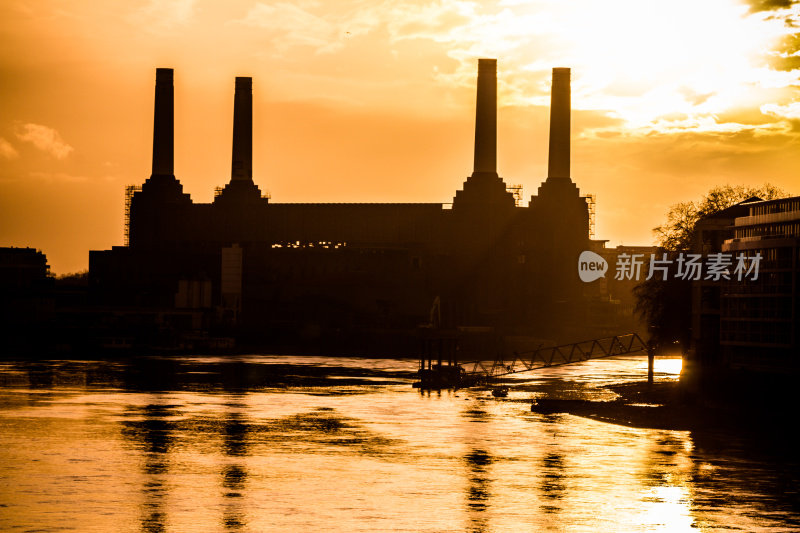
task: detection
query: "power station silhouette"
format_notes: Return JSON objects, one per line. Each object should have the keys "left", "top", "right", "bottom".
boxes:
{"left": 90, "top": 60, "right": 613, "bottom": 353}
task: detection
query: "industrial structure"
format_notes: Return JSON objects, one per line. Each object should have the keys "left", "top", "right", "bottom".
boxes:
{"left": 89, "top": 61, "right": 631, "bottom": 353}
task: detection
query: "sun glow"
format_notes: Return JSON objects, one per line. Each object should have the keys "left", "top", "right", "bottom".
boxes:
{"left": 452, "top": 0, "right": 796, "bottom": 131}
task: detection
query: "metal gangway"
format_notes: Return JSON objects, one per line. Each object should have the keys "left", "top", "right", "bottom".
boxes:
{"left": 459, "top": 333, "right": 650, "bottom": 384}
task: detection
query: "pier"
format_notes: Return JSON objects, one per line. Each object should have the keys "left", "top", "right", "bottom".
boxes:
{"left": 416, "top": 333, "right": 652, "bottom": 388}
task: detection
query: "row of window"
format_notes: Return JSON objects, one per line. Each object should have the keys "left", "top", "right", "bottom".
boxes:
{"left": 749, "top": 198, "right": 800, "bottom": 216}
{"left": 735, "top": 222, "right": 800, "bottom": 240}
{"left": 722, "top": 296, "right": 794, "bottom": 319}
{"left": 722, "top": 270, "right": 796, "bottom": 294}
{"left": 720, "top": 320, "right": 793, "bottom": 345}
{"left": 723, "top": 247, "right": 797, "bottom": 270}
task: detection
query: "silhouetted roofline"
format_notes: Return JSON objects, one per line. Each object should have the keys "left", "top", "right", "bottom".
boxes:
{"left": 702, "top": 196, "right": 764, "bottom": 220}
{"left": 268, "top": 202, "right": 444, "bottom": 207}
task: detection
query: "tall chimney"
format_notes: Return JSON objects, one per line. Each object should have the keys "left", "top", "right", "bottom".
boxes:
{"left": 547, "top": 67, "right": 570, "bottom": 179}
{"left": 473, "top": 58, "right": 497, "bottom": 175}
{"left": 151, "top": 68, "right": 174, "bottom": 178}
{"left": 231, "top": 77, "right": 253, "bottom": 182}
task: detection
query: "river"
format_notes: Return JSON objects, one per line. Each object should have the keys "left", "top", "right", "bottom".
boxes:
{"left": 0, "top": 355, "right": 797, "bottom": 532}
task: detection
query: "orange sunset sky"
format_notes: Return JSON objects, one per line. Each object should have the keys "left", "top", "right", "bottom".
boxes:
{"left": 1, "top": 0, "right": 799, "bottom": 274}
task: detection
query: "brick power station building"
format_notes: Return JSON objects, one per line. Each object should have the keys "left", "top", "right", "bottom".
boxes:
{"left": 90, "top": 61, "right": 630, "bottom": 353}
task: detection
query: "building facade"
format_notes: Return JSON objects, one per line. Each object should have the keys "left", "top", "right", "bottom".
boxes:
{"left": 90, "top": 61, "right": 612, "bottom": 353}
{"left": 720, "top": 197, "right": 800, "bottom": 373}
{"left": 685, "top": 196, "right": 800, "bottom": 381}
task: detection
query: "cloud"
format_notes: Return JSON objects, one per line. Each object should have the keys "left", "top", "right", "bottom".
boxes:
{"left": 0, "top": 171, "right": 90, "bottom": 185}
{"left": 761, "top": 100, "right": 800, "bottom": 119}
{"left": 232, "top": 1, "right": 478, "bottom": 57}
{"left": 679, "top": 87, "right": 716, "bottom": 106}
{"left": 15, "top": 123, "right": 74, "bottom": 159}
{"left": 233, "top": 2, "right": 379, "bottom": 55}
{"left": 746, "top": 0, "right": 797, "bottom": 12}
{"left": 0, "top": 138, "right": 18, "bottom": 159}
{"left": 27, "top": 171, "right": 89, "bottom": 183}
{"left": 230, "top": 0, "right": 800, "bottom": 131}
{"left": 132, "top": 0, "right": 195, "bottom": 31}
{"left": 768, "top": 29, "right": 800, "bottom": 70}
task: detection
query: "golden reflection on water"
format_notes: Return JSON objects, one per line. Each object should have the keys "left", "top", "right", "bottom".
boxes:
{"left": 0, "top": 356, "right": 796, "bottom": 532}
{"left": 654, "top": 356, "right": 683, "bottom": 376}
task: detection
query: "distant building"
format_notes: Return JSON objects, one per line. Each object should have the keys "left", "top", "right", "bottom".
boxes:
{"left": 0, "top": 247, "right": 54, "bottom": 353}
{"left": 590, "top": 243, "right": 656, "bottom": 335}
{"left": 720, "top": 196, "right": 800, "bottom": 373}
{"left": 686, "top": 196, "right": 799, "bottom": 380}
{"left": 687, "top": 199, "right": 761, "bottom": 373}
{"left": 0, "top": 247, "right": 50, "bottom": 289}
{"left": 89, "top": 62, "right": 628, "bottom": 353}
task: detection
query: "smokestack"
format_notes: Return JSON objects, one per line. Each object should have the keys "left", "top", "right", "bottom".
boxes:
{"left": 547, "top": 68, "right": 570, "bottom": 179}
{"left": 473, "top": 58, "right": 497, "bottom": 175}
{"left": 151, "top": 68, "right": 174, "bottom": 178}
{"left": 231, "top": 77, "right": 253, "bottom": 182}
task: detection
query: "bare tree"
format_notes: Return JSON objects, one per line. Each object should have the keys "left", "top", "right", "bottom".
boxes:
{"left": 635, "top": 184, "right": 789, "bottom": 351}
{"left": 653, "top": 184, "right": 787, "bottom": 252}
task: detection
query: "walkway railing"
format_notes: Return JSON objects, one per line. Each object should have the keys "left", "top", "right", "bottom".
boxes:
{"left": 459, "top": 333, "right": 649, "bottom": 382}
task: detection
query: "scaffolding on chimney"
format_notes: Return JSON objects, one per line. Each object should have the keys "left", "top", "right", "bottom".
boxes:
{"left": 507, "top": 184, "right": 523, "bottom": 207}
{"left": 584, "top": 193, "right": 596, "bottom": 238}
{"left": 124, "top": 185, "right": 142, "bottom": 246}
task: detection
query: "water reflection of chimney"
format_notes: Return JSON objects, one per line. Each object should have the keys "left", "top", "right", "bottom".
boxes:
{"left": 464, "top": 448, "right": 493, "bottom": 531}
{"left": 120, "top": 403, "right": 175, "bottom": 532}
{"left": 124, "top": 358, "right": 182, "bottom": 392}
{"left": 540, "top": 451, "right": 566, "bottom": 514}
{"left": 221, "top": 399, "right": 249, "bottom": 531}
{"left": 27, "top": 363, "right": 55, "bottom": 388}
{"left": 464, "top": 405, "right": 490, "bottom": 422}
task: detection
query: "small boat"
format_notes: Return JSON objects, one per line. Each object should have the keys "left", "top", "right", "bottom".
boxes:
{"left": 491, "top": 386, "right": 509, "bottom": 398}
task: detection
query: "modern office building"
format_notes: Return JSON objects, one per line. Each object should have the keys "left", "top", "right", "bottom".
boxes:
{"left": 685, "top": 196, "right": 799, "bottom": 382}
{"left": 720, "top": 197, "right": 800, "bottom": 373}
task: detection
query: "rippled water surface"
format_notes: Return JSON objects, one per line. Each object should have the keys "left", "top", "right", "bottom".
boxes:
{"left": 0, "top": 355, "right": 797, "bottom": 532}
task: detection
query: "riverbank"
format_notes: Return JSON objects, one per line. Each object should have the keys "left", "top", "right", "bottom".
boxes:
{"left": 531, "top": 379, "right": 795, "bottom": 433}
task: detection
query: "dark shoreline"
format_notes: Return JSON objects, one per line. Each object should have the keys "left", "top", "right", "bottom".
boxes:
{"left": 531, "top": 379, "right": 795, "bottom": 434}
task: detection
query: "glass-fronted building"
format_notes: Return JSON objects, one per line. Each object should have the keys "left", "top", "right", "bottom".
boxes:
{"left": 720, "top": 197, "right": 800, "bottom": 373}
